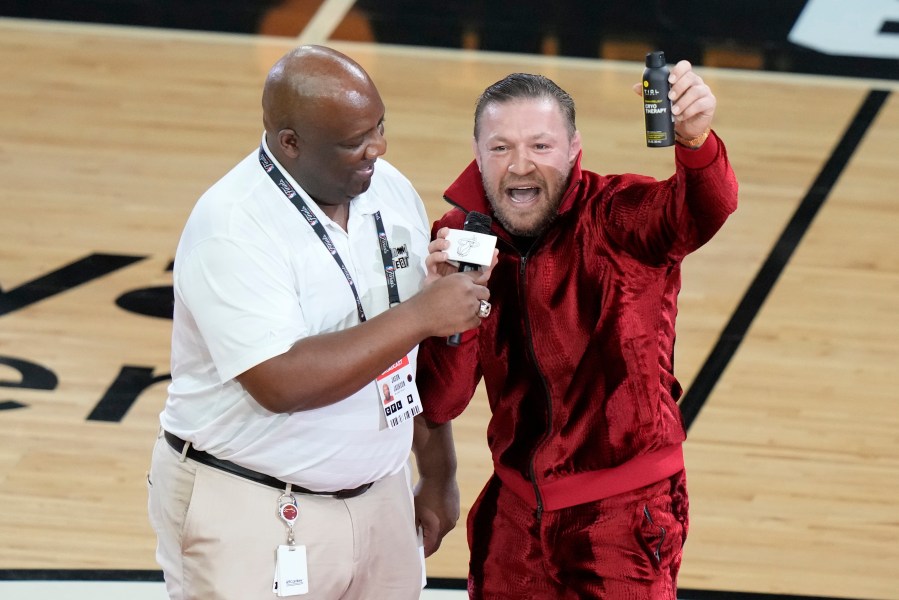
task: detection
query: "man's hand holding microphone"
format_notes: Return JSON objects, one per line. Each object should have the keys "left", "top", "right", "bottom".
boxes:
{"left": 418, "top": 211, "right": 498, "bottom": 345}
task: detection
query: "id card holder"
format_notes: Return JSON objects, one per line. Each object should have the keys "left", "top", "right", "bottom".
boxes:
{"left": 376, "top": 353, "right": 421, "bottom": 429}
{"left": 273, "top": 544, "right": 309, "bottom": 596}
{"left": 272, "top": 492, "right": 308, "bottom": 596}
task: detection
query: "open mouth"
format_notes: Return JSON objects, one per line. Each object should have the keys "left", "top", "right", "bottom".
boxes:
{"left": 507, "top": 186, "right": 540, "bottom": 204}
{"left": 356, "top": 158, "right": 377, "bottom": 177}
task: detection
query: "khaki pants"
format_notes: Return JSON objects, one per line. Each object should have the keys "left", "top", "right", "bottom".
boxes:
{"left": 147, "top": 433, "right": 424, "bottom": 600}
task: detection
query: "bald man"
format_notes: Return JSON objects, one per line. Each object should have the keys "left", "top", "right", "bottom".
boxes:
{"left": 147, "top": 45, "right": 491, "bottom": 600}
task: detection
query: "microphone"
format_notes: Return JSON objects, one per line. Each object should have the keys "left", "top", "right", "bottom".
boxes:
{"left": 447, "top": 211, "right": 493, "bottom": 347}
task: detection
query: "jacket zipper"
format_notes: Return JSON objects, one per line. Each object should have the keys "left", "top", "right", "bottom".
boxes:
{"left": 443, "top": 200, "right": 556, "bottom": 520}
{"left": 519, "top": 253, "right": 553, "bottom": 522}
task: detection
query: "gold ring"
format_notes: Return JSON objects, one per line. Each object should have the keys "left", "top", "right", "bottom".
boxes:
{"left": 477, "top": 300, "right": 492, "bottom": 319}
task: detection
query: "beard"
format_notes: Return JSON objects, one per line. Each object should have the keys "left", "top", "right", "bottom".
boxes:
{"left": 482, "top": 169, "right": 569, "bottom": 238}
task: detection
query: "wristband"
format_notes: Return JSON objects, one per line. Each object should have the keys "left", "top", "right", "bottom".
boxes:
{"left": 675, "top": 127, "right": 711, "bottom": 149}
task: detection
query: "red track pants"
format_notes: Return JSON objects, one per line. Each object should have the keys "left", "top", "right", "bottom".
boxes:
{"left": 467, "top": 470, "right": 689, "bottom": 599}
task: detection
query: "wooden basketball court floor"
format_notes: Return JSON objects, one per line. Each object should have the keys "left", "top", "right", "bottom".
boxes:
{"left": 1, "top": 8, "right": 898, "bottom": 600}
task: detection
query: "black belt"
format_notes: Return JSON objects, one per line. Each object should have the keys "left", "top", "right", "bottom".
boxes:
{"left": 163, "top": 430, "right": 372, "bottom": 499}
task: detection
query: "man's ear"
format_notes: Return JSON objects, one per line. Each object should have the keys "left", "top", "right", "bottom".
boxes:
{"left": 278, "top": 129, "right": 301, "bottom": 159}
{"left": 471, "top": 136, "right": 482, "bottom": 170}
{"left": 569, "top": 130, "right": 582, "bottom": 164}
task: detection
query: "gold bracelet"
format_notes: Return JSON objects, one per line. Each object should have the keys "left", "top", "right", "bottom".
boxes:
{"left": 675, "top": 127, "right": 711, "bottom": 149}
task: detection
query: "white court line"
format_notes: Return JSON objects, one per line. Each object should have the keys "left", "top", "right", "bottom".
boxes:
{"left": 0, "top": 581, "right": 467, "bottom": 599}
{"left": 296, "top": 0, "right": 357, "bottom": 44}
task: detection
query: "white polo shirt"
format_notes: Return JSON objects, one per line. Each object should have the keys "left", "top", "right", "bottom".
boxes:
{"left": 161, "top": 135, "right": 430, "bottom": 491}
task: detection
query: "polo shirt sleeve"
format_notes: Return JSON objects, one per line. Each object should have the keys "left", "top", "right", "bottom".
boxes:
{"left": 175, "top": 235, "right": 307, "bottom": 383}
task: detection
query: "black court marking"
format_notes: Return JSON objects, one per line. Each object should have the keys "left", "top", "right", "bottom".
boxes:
{"left": 679, "top": 89, "right": 891, "bottom": 430}
{"left": 0, "top": 253, "right": 145, "bottom": 316}
{"left": 0, "top": 570, "right": 163, "bottom": 582}
{"left": 880, "top": 20, "right": 899, "bottom": 34}
{"left": 0, "top": 571, "right": 873, "bottom": 599}
{"left": 0, "top": 400, "right": 28, "bottom": 411}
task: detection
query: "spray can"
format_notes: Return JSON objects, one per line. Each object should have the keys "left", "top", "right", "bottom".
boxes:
{"left": 643, "top": 51, "right": 674, "bottom": 147}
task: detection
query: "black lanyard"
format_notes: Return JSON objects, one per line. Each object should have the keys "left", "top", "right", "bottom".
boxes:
{"left": 373, "top": 210, "right": 401, "bottom": 308}
{"left": 258, "top": 145, "right": 401, "bottom": 322}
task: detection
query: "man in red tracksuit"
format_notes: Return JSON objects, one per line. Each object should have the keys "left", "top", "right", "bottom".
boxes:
{"left": 412, "top": 63, "right": 738, "bottom": 599}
